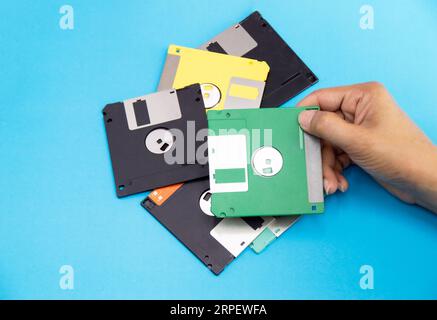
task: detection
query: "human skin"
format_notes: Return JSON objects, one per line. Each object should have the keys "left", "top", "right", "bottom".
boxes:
{"left": 297, "top": 82, "right": 437, "bottom": 214}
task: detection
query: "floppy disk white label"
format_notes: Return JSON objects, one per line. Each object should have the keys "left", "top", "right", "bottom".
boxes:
{"left": 208, "top": 134, "right": 248, "bottom": 193}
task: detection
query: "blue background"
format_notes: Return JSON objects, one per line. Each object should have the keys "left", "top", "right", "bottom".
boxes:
{"left": 1, "top": 0, "right": 436, "bottom": 299}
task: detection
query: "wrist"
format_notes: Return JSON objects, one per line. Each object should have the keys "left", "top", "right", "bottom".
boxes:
{"left": 407, "top": 145, "right": 437, "bottom": 213}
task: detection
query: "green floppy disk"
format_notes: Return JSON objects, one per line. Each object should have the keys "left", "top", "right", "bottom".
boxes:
{"left": 207, "top": 107, "right": 324, "bottom": 217}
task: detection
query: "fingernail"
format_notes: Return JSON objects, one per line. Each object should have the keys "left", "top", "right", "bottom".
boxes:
{"left": 338, "top": 184, "right": 346, "bottom": 192}
{"left": 324, "top": 179, "right": 332, "bottom": 195}
{"left": 298, "top": 110, "right": 317, "bottom": 130}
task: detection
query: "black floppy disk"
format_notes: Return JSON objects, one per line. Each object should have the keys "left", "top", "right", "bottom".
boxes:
{"left": 103, "top": 84, "right": 209, "bottom": 197}
{"left": 142, "top": 178, "right": 273, "bottom": 275}
{"left": 200, "top": 11, "right": 318, "bottom": 108}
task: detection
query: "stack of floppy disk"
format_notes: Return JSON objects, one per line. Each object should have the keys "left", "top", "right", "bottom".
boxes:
{"left": 103, "top": 11, "right": 324, "bottom": 275}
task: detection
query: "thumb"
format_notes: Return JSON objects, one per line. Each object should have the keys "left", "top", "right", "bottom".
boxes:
{"left": 298, "top": 110, "right": 362, "bottom": 151}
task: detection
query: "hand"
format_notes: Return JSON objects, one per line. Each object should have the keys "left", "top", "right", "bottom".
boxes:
{"left": 297, "top": 82, "right": 437, "bottom": 213}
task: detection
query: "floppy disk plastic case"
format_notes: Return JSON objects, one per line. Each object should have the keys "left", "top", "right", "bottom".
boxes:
{"left": 200, "top": 11, "right": 318, "bottom": 108}
{"left": 103, "top": 84, "right": 208, "bottom": 197}
{"left": 142, "top": 178, "right": 273, "bottom": 275}
{"left": 158, "top": 45, "right": 269, "bottom": 111}
{"left": 207, "top": 107, "right": 324, "bottom": 217}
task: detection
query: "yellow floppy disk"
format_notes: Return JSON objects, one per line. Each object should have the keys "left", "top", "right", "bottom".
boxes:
{"left": 158, "top": 45, "right": 270, "bottom": 111}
